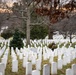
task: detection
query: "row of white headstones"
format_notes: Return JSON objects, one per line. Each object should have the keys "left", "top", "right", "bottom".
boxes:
{"left": 0, "top": 38, "right": 76, "bottom": 75}
{"left": 0, "top": 46, "right": 9, "bottom": 75}
{"left": 0, "top": 45, "right": 76, "bottom": 75}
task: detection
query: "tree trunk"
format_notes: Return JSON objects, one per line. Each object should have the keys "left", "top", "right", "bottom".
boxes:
{"left": 64, "top": 32, "right": 67, "bottom": 39}
{"left": 26, "top": 7, "right": 30, "bottom": 46}
{"left": 70, "top": 33, "right": 72, "bottom": 43}
{"left": 48, "top": 25, "right": 53, "bottom": 39}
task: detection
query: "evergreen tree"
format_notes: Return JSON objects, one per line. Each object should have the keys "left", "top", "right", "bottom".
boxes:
{"left": 10, "top": 29, "right": 24, "bottom": 50}
{"left": 30, "top": 25, "right": 48, "bottom": 40}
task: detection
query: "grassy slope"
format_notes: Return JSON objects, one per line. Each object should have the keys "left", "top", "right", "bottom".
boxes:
{"left": 5, "top": 50, "right": 76, "bottom": 75}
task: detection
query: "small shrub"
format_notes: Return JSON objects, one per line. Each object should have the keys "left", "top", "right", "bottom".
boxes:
{"left": 1, "top": 32, "right": 13, "bottom": 39}
{"left": 48, "top": 42, "right": 57, "bottom": 51}
{"left": 10, "top": 29, "right": 24, "bottom": 50}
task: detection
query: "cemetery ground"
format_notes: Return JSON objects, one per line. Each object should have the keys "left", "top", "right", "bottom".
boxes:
{"left": 0, "top": 38, "right": 76, "bottom": 75}
{"left": 4, "top": 51, "right": 76, "bottom": 75}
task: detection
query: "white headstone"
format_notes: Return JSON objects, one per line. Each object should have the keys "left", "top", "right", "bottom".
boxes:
{"left": 72, "top": 52, "right": 76, "bottom": 60}
{"left": 12, "top": 60, "right": 18, "bottom": 72}
{"left": 23, "top": 57, "right": 27, "bottom": 68}
{"left": 72, "top": 64, "right": 76, "bottom": 75}
{"left": 32, "top": 70, "right": 40, "bottom": 75}
{"left": 0, "top": 63, "right": 5, "bottom": 75}
{"left": 26, "top": 62, "right": 32, "bottom": 75}
{"left": 58, "top": 59, "right": 63, "bottom": 69}
{"left": 49, "top": 56, "right": 53, "bottom": 63}
{"left": 36, "top": 59, "right": 41, "bottom": 70}
{"left": 51, "top": 62, "right": 57, "bottom": 75}
{"left": 67, "top": 55, "right": 71, "bottom": 63}
{"left": 32, "top": 58, "right": 36, "bottom": 65}
{"left": 43, "top": 64, "right": 50, "bottom": 75}
{"left": 66, "top": 68, "right": 73, "bottom": 75}
{"left": 63, "top": 56, "right": 67, "bottom": 65}
{"left": 0, "top": 72, "right": 2, "bottom": 75}
{"left": 1, "top": 57, "right": 7, "bottom": 69}
{"left": 19, "top": 53, "right": 23, "bottom": 60}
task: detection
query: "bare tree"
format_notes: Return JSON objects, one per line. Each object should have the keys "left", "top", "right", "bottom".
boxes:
{"left": 12, "top": 0, "right": 76, "bottom": 45}
{"left": 12, "top": 0, "right": 58, "bottom": 45}
{"left": 53, "top": 14, "right": 76, "bottom": 43}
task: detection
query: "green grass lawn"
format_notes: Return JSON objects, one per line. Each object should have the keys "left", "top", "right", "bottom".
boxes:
{"left": 3, "top": 50, "right": 76, "bottom": 75}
